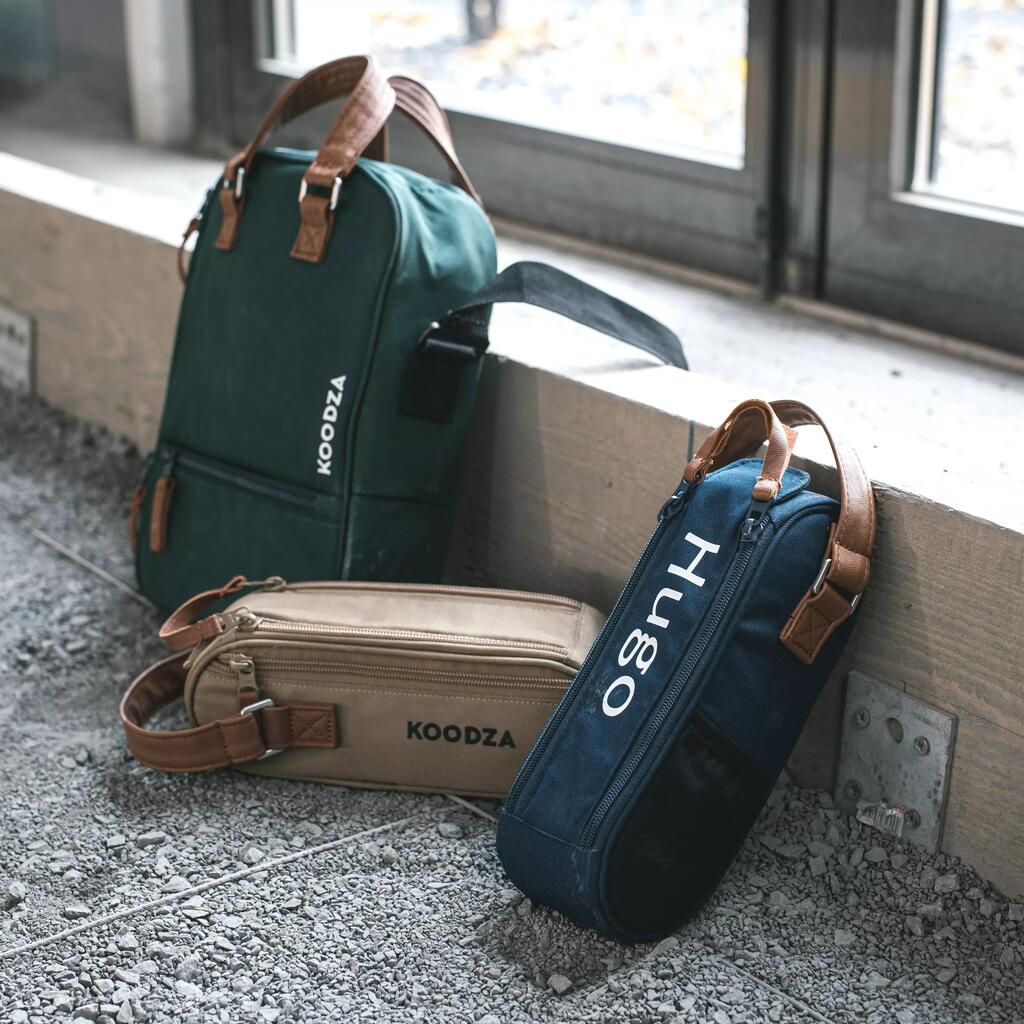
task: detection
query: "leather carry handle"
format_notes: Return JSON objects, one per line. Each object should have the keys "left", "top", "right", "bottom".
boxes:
{"left": 179, "top": 74, "right": 482, "bottom": 281}
{"left": 683, "top": 398, "right": 875, "bottom": 666}
{"left": 683, "top": 398, "right": 797, "bottom": 502}
{"left": 209, "top": 58, "right": 484, "bottom": 270}
{"left": 214, "top": 55, "right": 396, "bottom": 262}
{"left": 771, "top": 399, "right": 876, "bottom": 664}
{"left": 381, "top": 76, "right": 483, "bottom": 206}
{"left": 120, "top": 653, "right": 337, "bottom": 773}
{"left": 422, "top": 262, "right": 688, "bottom": 370}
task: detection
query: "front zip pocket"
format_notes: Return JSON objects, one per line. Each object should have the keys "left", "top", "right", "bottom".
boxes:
{"left": 188, "top": 643, "right": 574, "bottom": 799}
{"left": 580, "top": 514, "right": 767, "bottom": 847}
{"left": 136, "top": 445, "right": 346, "bottom": 613}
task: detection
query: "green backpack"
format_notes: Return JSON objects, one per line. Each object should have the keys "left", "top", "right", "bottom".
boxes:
{"left": 132, "top": 57, "right": 687, "bottom": 612}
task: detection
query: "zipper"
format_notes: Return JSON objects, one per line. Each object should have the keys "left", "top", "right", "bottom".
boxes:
{"left": 504, "top": 483, "right": 693, "bottom": 813}
{"left": 280, "top": 580, "right": 582, "bottom": 610}
{"left": 208, "top": 656, "right": 566, "bottom": 691}
{"left": 579, "top": 509, "right": 769, "bottom": 847}
{"left": 175, "top": 450, "right": 324, "bottom": 510}
{"left": 231, "top": 617, "right": 572, "bottom": 658}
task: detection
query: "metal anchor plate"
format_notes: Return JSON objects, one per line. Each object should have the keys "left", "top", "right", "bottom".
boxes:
{"left": 835, "top": 672, "right": 957, "bottom": 851}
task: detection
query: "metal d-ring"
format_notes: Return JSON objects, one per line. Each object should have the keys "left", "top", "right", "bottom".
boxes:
{"left": 298, "top": 175, "right": 343, "bottom": 211}
{"left": 811, "top": 556, "right": 861, "bottom": 609}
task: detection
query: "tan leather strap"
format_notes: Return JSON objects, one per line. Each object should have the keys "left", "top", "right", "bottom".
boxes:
{"left": 159, "top": 575, "right": 283, "bottom": 652}
{"left": 683, "top": 399, "right": 798, "bottom": 502}
{"left": 214, "top": 55, "right": 396, "bottom": 260}
{"left": 385, "top": 76, "right": 483, "bottom": 206}
{"left": 772, "top": 399, "right": 876, "bottom": 665}
{"left": 120, "top": 653, "right": 338, "bottom": 773}
{"left": 210, "top": 60, "right": 484, "bottom": 267}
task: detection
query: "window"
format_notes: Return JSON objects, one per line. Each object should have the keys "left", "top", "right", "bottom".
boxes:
{"left": 257, "top": 0, "right": 749, "bottom": 167}
{"left": 913, "top": 0, "right": 1023, "bottom": 214}
{"left": 198, "top": 0, "right": 776, "bottom": 284}
{"left": 192, "top": 0, "right": 1024, "bottom": 354}
{"left": 823, "top": 0, "right": 1024, "bottom": 355}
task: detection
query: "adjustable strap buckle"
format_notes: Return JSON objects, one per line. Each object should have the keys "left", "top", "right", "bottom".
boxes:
{"left": 240, "top": 698, "right": 281, "bottom": 760}
{"left": 811, "top": 556, "right": 861, "bottom": 610}
{"left": 415, "top": 319, "right": 481, "bottom": 361}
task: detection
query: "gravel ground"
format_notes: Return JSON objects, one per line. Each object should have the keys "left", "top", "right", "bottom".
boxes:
{"left": 1, "top": 386, "right": 1022, "bottom": 1023}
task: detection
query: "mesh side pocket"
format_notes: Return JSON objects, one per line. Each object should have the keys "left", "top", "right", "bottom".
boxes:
{"left": 603, "top": 711, "right": 773, "bottom": 940}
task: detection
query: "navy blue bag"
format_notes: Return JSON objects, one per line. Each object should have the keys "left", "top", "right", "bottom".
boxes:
{"left": 496, "top": 399, "right": 875, "bottom": 942}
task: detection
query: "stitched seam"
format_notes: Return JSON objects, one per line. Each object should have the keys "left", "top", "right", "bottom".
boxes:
{"left": 291, "top": 709, "right": 333, "bottom": 745}
{"left": 206, "top": 683, "right": 559, "bottom": 707}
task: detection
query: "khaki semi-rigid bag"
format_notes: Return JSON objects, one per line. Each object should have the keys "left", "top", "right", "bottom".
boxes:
{"left": 120, "top": 577, "right": 603, "bottom": 798}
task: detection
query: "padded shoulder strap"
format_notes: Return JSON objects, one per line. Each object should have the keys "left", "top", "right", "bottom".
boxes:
{"left": 405, "top": 262, "right": 686, "bottom": 421}
{"left": 433, "top": 262, "right": 686, "bottom": 369}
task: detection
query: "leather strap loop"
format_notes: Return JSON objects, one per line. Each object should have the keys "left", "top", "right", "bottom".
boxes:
{"left": 120, "top": 653, "right": 338, "bottom": 774}
{"left": 683, "top": 399, "right": 798, "bottom": 501}
{"left": 159, "top": 575, "right": 283, "bottom": 652}
{"left": 208, "top": 59, "right": 484, "bottom": 266}
{"left": 682, "top": 398, "right": 875, "bottom": 666}
{"left": 770, "top": 399, "right": 876, "bottom": 665}
{"left": 214, "top": 55, "right": 396, "bottom": 257}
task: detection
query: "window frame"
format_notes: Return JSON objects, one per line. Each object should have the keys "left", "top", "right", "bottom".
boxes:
{"left": 190, "top": 0, "right": 1024, "bottom": 356}
{"left": 191, "top": 0, "right": 782, "bottom": 285}
{"left": 821, "top": 0, "right": 1024, "bottom": 356}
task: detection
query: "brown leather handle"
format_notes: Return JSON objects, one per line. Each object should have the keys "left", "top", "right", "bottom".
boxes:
{"left": 120, "top": 653, "right": 337, "bottom": 773}
{"left": 771, "top": 399, "right": 876, "bottom": 665}
{"left": 683, "top": 398, "right": 875, "bottom": 666}
{"left": 380, "top": 76, "right": 483, "bottom": 206}
{"left": 771, "top": 399, "right": 875, "bottom": 588}
{"left": 214, "top": 55, "right": 396, "bottom": 261}
{"left": 182, "top": 64, "right": 483, "bottom": 281}
{"left": 683, "top": 398, "right": 798, "bottom": 502}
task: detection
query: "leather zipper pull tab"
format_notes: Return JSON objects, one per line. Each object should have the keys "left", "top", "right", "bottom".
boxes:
{"left": 149, "top": 451, "right": 177, "bottom": 554}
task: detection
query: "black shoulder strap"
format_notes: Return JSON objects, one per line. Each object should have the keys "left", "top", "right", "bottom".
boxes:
{"left": 403, "top": 262, "right": 687, "bottom": 422}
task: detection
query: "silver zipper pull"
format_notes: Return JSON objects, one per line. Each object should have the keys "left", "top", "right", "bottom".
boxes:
{"left": 231, "top": 607, "right": 260, "bottom": 632}
{"left": 227, "top": 654, "right": 256, "bottom": 689}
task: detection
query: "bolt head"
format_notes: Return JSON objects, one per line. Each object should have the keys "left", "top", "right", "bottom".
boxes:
{"left": 913, "top": 736, "right": 930, "bottom": 755}
{"left": 854, "top": 708, "right": 871, "bottom": 729}
{"left": 844, "top": 779, "right": 862, "bottom": 801}
{"left": 905, "top": 809, "right": 922, "bottom": 829}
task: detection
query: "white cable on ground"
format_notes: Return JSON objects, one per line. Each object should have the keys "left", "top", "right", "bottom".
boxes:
{"left": 22, "top": 520, "right": 152, "bottom": 608}
{"left": 0, "top": 812, "right": 426, "bottom": 960}
{"left": 444, "top": 793, "right": 499, "bottom": 823}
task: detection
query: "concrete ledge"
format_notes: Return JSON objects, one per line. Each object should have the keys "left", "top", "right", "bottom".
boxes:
{"left": 2, "top": 152, "right": 1023, "bottom": 897}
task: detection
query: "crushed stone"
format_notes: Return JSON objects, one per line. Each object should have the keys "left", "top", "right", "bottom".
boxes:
{"left": 1, "top": 387, "right": 1022, "bottom": 1022}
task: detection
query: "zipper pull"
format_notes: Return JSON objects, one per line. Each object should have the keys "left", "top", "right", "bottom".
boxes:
{"left": 227, "top": 654, "right": 258, "bottom": 701}
{"left": 148, "top": 449, "right": 178, "bottom": 554}
{"left": 740, "top": 501, "right": 770, "bottom": 542}
{"left": 231, "top": 606, "right": 261, "bottom": 632}
{"left": 658, "top": 483, "right": 690, "bottom": 521}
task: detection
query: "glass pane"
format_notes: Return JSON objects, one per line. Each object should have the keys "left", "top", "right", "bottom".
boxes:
{"left": 262, "top": 0, "right": 749, "bottom": 166}
{"left": 926, "top": 0, "right": 1024, "bottom": 212}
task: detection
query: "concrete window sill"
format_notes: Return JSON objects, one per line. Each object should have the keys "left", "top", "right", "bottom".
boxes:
{"left": 2, "top": 144, "right": 1023, "bottom": 897}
